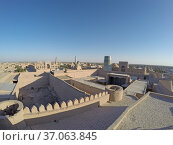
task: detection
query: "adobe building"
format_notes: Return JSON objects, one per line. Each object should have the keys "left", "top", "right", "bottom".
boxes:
{"left": 106, "top": 73, "right": 131, "bottom": 86}
{"left": 98, "top": 57, "right": 148, "bottom": 81}
{"left": 34, "top": 57, "right": 59, "bottom": 71}
{"left": 118, "top": 61, "right": 147, "bottom": 79}
{"left": 119, "top": 61, "right": 129, "bottom": 72}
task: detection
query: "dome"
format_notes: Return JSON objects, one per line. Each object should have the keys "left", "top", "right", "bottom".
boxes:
{"left": 112, "top": 63, "right": 119, "bottom": 68}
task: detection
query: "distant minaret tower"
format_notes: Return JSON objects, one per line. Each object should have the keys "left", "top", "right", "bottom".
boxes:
{"left": 75, "top": 56, "right": 77, "bottom": 64}
{"left": 55, "top": 56, "right": 58, "bottom": 64}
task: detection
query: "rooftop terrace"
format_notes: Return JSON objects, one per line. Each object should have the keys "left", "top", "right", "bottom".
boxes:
{"left": 72, "top": 77, "right": 106, "bottom": 90}
{"left": 111, "top": 92, "right": 173, "bottom": 130}
{"left": 125, "top": 80, "right": 148, "bottom": 96}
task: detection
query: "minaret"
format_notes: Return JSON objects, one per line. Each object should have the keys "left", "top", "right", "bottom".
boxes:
{"left": 75, "top": 56, "right": 77, "bottom": 64}
{"left": 55, "top": 57, "right": 58, "bottom": 64}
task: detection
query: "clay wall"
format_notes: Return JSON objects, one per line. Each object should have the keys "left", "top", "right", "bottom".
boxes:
{"left": 23, "top": 92, "right": 109, "bottom": 125}
{"left": 70, "top": 79, "right": 105, "bottom": 95}
{"left": 49, "top": 74, "right": 88, "bottom": 102}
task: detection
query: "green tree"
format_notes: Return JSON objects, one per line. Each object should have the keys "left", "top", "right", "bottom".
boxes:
{"left": 15, "top": 65, "right": 26, "bottom": 72}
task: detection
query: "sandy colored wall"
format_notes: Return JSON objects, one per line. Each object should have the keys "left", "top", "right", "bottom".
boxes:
{"left": 24, "top": 102, "right": 99, "bottom": 126}
{"left": 159, "top": 79, "right": 173, "bottom": 92}
{"left": 49, "top": 74, "right": 88, "bottom": 102}
{"left": 23, "top": 92, "right": 109, "bottom": 125}
{"left": 12, "top": 72, "right": 49, "bottom": 98}
{"left": 12, "top": 71, "right": 91, "bottom": 101}
{"left": 97, "top": 69, "right": 110, "bottom": 77}
{"left": 70, "top": 79, "right": 104, "bottom": 95}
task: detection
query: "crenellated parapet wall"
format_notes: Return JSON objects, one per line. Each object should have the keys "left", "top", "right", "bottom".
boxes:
{"left": 23, "top": 91, "right": 109, "bottom": 120}
{"left": 0, "top": 91, "right": 110, "bottom": 128}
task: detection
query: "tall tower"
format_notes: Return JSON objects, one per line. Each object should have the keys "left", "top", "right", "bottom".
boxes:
{"left": 104, "top": 56, "right": 111, "bottom": 66}
{"left": 103, "top": 56, "right": 112, "bottom": 71}
{"left": 55, "top": 57, "right": 58, "bottom": 64}
{"left": 75, "top": 56, "right": 77, "bottom": 64}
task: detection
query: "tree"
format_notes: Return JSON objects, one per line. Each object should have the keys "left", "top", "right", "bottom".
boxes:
{"left": 15, "top": 65, "right": 26, "bottom": 72}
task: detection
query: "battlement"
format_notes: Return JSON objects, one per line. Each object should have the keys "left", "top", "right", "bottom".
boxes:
{"left": 23, "top": 91, "right": 109, "bottom": 120}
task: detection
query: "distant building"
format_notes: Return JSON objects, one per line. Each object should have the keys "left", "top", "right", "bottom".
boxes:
{"left": 119, "top": 61, "right": 129, "bottom": 72}
{"left": 75, "top": 56, "right": 77, "bottom": 64}
{"left": 117, "top": 61, "right": 147, "bottom": 79}
{"left": 55, "top": 57, "right": 58, "bottom": 65}
{"left": 34, "top": 57, "right": 59, "bottom": 71}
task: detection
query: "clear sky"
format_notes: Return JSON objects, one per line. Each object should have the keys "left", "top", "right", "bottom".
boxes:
{"left": 0, "top": 0, "right": 173, "bottom": 66}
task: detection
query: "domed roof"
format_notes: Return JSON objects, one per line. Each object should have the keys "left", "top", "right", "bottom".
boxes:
{"left": 112, "top": 63, "right": 119, "bottom": 68}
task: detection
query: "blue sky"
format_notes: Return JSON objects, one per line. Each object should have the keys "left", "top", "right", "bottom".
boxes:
{"left": 0, "top": 0, "right": 173, "bottom": 65}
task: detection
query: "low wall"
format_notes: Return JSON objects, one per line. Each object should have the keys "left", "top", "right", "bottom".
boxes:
{"left": 97, "top": 69, "right": 110, "bottom": 77}
{"left": 70, "top": 79, "right": 105, "bottom": 95}
{"left": 23, "top": 92, "right": 109, "bottom": 125}
{"left": 12, "top": 72, "right": 49, "bottom": 99}
{"left": 49, "top": 74, "right": 89, "bottom": 102}
{"left": 150, "top": 92, "right": 173, "bottom": 100}
{"left": 0, "top": 91, "right": 110, "bottom": 128}
{"left": 159, "top": 79, "right": 173, "bottom": 92}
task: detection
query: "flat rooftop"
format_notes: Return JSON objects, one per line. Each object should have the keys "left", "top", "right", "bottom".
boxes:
{"left": 72, "top": 77, "right": 106, "bottom": 90}
{"left": 117, "top": 93, "right": 173, "bottom": 130}
{"left": 125, "top": 80, "right": 148, "bottom": 95}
